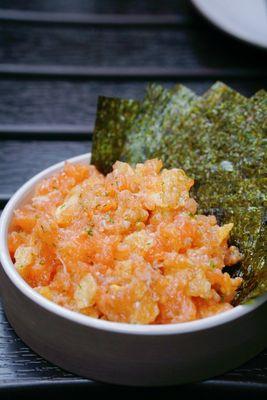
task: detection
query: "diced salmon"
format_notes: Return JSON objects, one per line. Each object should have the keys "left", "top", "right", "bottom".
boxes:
{"left": 8, "top": 160, "right": 243, "bottom": 324}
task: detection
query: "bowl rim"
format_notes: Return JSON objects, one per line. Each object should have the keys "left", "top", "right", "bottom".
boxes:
{"left": 1, "top": 153, "right": 266, "bottom": 336}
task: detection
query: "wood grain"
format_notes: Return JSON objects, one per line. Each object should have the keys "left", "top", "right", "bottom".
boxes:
{"left": 0, "top": 303, "right": 83, "bottom": 382}
{"left": 0, "top": 23, "right": 266, "bottom": 69}
{"left": 0, "top": 141, "right": 90, "bottom": 199}
{"left": 0, "top": 10, "right": 189, "bottom": 27}
{"left": 0, "top": 79, "right": 265, "bottom": 128}
{"left": 0, "top": 0, "right": 188, "bottom": 15}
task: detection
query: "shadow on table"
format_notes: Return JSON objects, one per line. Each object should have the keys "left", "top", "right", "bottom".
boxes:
{"left": 1, "top": 381, "right": 267, "bottom": 400}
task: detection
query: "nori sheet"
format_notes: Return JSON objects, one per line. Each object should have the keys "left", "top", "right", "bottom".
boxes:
{"left": 92, "top": 84, "right": 199, "bottom": 171}
{"left": 240, "top": 219, "right": 266, "bottom": 303}
{"left": 162, "top": 82, "right": 264, "bottom": 180}
{"left": 202, "top": 205, "right": 266, "bottom": 304}
{"left": 120, "top": 83, "right": 198, "bottom": 163}
{"left": 193, "top": 177, "right": 266, "bottom": 209}
{"left": 91, "top": 96, "right": 141, "bottom": 174}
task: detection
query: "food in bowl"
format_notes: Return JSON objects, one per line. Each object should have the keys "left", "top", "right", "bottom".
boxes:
{"left": 8, "top": 159, "right": 243, "bottom": 324}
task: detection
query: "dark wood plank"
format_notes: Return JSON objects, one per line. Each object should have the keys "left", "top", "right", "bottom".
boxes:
{"left": 0, "top": 23, "right": 266, "bottom": 70}
{"left": 0, "top": 0, "right": 188, "bottom": 15}
{"left": 0, "top": 79, "right": 265, "bottom": 130}
{"left": 0, "top": 10, "right": 187, "bottom": 27}
{"left": 0, "top": 141, "right": 90, "bottom": 198}
{"left": 0, "top": 79, "right": 145, "bottom": 126}
{"left": 0, "top": 302, "right": 79, "bottom": 382}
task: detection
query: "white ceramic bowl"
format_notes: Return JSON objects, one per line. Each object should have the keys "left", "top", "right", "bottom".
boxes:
{"left": 0, "top": 153, "right": 266, "bottom": 387}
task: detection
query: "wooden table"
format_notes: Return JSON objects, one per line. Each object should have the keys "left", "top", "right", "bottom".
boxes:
{"left": 0, "top": 1, "right": 266, "bottom": 398}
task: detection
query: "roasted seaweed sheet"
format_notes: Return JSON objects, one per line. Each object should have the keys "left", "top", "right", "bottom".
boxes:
{"left": 91, "top": 96, "right": 141, "bottom": 174}
{"left": 121, "top": 83, "right": 198, "bottom": 163}
{"left": 91, "top": 82, "right": 267, "bottom": 304}
{"left": 163, "top": 82, "right": 266, "bottom": 180}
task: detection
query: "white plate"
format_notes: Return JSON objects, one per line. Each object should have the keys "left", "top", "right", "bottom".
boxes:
{"left": 191, "top": 0, "right": 267, "bottom": 49}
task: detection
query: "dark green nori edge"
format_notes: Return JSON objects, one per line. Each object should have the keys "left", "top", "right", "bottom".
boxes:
{"left": 203, "top": 206, "right": 266, "bottom": 304}
{"left": 241, "top": 220, "right": 266, "bottom": 303}
{"left": 91, "top": 96, "right": 141, "bottom": 174}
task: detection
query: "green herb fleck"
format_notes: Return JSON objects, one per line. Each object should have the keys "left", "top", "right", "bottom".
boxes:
{"left": 210, "top": 261, "right": 216, "bottom": 269}
{"left": 106, "top": 214, "right": 114, "bottom": 223}
{"left": 86, "top": 227, "right": 94, "bottom": 236}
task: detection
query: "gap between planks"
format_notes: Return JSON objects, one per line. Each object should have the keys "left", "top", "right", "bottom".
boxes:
{"left": 0, "top": 194, "right": 10, "bottom": 208}
{"left": 0, "top": 125, "right": 93, "bottom": 140}
{"left": 0, "top": 65, "right": 266, "bottom": 79}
